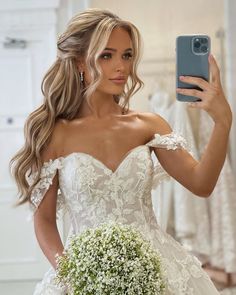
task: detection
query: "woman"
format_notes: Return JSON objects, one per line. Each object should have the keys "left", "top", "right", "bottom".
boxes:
{"left": 10, "top": 8, "right": 232, "bottom": 294}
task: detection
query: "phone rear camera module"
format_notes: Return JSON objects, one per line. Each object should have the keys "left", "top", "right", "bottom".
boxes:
{"left": 192, "top": 36, "right": 209, "bottom": 55}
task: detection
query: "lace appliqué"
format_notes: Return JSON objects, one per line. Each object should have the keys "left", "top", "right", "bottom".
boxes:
{"left": 33, "top": 267, "right": 67, "bottom": 295}
{"left": 152, "top": 161, "right": 171, "bottom": 189}
{"left": 26, "top": 158, "right": 64, "bottom": 220}
{"left": 146, "top": 131, "right": 190, "bottom": 151}
{"left": 162, "top": 254, "right": 212, "bottom": 295}
{"left": 146, "top": 132, "right": 192, "bottom": 189}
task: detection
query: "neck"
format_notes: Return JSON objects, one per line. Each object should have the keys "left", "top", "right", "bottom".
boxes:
{"left": 78, "top": 91, "right": 124, "bottom": 119}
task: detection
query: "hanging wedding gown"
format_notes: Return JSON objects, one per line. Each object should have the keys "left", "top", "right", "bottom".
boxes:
{"left": 149, "top": 91, "right": 211, "bottom": 260}
{"left": 28, "top": 132, "right": 220, "bottom": 294}
{"left": 198, "top": 111, "right": 236, "bottom": 273}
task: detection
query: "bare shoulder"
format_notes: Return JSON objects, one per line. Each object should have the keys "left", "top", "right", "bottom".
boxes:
{"left": 136, "top": 111, "right": 173, "bottom": 135}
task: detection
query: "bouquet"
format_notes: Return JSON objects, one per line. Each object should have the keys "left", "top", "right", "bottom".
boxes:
{"left": 55, "top": 222, "right": 166, "bottom": 294}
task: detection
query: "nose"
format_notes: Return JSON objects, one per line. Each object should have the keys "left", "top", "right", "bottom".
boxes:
{"left": 115, "top": 56, "right": 125, "bottom": 72}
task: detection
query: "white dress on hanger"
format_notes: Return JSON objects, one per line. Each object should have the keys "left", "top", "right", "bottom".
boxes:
{"left": 198, "top": 110, "right": 236, "bottom": 272}
{"left": 149, "top": 91, "right": 211, "bottom": 260}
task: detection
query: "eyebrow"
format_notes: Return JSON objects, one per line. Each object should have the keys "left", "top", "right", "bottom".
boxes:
{"left": 103, "top": 47, "right": 133, "bottom": 52}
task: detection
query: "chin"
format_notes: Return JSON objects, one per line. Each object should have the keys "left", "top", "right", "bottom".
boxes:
{"left": 111, "top": 86, "right": 125, "bottom": 95}
{"left": 98, "top": 84, "right": 125, "bottom": 96}
{"left": 104, "top": 89, "right": 123, "bottom": 96}
{"left": 112, "top": 89, "right": 123, "bottom": 94}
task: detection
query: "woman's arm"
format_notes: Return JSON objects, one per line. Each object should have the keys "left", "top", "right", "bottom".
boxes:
{"left": 34, "top": 172, "right": 64, "bottom": 270}
{"left": 150, "top": 118, "right": 231, "bottom": 197}
{"left": 191, "top": 120, "right": 231, "bottom": 196}
{"left": 148, "top": 54, "right": 232, "bottom": 197}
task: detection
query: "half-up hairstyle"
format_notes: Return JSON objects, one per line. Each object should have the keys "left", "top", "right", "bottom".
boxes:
{"left": 9, "top": 8, "right": 144, "bottom": 206}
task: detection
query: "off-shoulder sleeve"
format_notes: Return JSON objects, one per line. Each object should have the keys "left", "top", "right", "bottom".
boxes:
{"left": 146, "top": 131, "right": 189, "bottom": 151}
{"left": 146, "top": 132, "right": 193, "bottom": 189}
{"left": 26, "top": 158, "right": 64, "bottom": 220}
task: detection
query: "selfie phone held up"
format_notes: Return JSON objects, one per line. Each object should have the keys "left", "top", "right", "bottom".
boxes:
{"left": 176, "top": 34, "right": 211, "bottom": 102}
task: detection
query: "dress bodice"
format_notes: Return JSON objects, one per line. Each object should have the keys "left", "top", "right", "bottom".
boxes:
{"left": 27, "top": 132, "right": 188, "bottom": 236}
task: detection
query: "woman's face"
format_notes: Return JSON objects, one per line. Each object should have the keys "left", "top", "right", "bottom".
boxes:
{"left": 84, "top": 27, "right": 134, "bottom": 95}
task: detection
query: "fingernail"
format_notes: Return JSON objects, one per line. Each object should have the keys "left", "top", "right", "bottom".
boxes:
{"left": 179, "top": 76, "right": 185, "bottom": 80}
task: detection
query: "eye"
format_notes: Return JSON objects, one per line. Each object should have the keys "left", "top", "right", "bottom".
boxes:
{"left": 99, "top": 53, "right": 112, "bottom": 60}
{"left": 123, "top": 52, "right": 133, "bottom": 60}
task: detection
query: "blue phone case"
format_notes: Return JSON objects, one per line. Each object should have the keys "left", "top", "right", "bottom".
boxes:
{"left": 176, "top": 35, "right": 211, "bottom": 102}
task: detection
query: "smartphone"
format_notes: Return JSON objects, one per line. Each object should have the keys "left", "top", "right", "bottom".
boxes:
{"left": 176, "top": 34, "right": 211, "bottom": 102}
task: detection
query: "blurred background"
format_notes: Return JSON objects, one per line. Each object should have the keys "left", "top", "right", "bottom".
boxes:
{"left": 0, "top": 0, "right": 235, "bottom": 294}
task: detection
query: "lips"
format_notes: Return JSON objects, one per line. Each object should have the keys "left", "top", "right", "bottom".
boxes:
{"left": 110, "top": 80, "right": 126, "bottom": 85}
{"left": 111, "top": 76, "right": 126, "bottom": 80}
{"left": 109, "top": 76, "right": 127, "bottom": 84}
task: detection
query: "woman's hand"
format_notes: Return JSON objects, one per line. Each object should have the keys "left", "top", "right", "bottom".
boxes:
{"left": 176, "top": 54, "right": 232, "bottom": 128}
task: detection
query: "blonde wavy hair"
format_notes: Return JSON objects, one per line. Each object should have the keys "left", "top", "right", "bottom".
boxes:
{"left": 9, "top": 8, "right": 144, "bottom": 206}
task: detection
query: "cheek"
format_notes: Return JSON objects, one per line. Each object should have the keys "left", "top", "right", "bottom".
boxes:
{"left": 127, "top": 61, "right": 133, "bottom": 72}
{"left": 99, "top": 64, "right": 110, "bottom": 79}
{"left": 83, "top": 66, "right": 109, "bottom": 86}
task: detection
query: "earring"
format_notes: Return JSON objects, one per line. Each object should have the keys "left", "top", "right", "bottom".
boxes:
{"left": 79, "top": 72, "right": 84, "bottom": 82}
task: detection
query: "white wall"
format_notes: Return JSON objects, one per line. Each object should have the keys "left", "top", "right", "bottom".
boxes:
{"left": 224, "top": 0, "right": 236, "bottom": 175}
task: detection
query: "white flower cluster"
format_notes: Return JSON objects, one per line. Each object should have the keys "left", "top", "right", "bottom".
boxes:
{"left": 55, "top": 221, "right": 166, "bottom": 294}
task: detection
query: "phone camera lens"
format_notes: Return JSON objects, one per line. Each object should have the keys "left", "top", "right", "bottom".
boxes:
{"left": 194, "top": 41, "right": 201, "bottom": 48}
{"left": 201, "top": 45, "right": 208, "bottom": 52}
{"left": 201, "top": 38, "right": 208, "bottom": 44}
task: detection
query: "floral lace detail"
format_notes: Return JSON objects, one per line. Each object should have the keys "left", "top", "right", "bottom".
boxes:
{"left": 33, "top": 267, "right": 67, "bottom": 295}
{"left": 161, "top": 254, "right": 214, "bottom": 294}
{"left": 32, "top": 132, "right": 219, "bottom": 294}
{"left": 26, "top": 158, "right": 65, "bottom": 219}
{"left": 146, "top": 131, "right": 189, "bottom": 151}
{"left": 146, "top": 132, "right": 193, "bottom": 189}
{"left": 152, "top": 161, "right": 170, "bottom": 189}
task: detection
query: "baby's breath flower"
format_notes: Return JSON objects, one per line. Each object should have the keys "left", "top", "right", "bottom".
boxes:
{"left": 55, "top": 221, "right": 166, "bottom": 294}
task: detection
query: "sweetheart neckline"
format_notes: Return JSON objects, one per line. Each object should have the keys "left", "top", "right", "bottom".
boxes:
{"left": 58, "top": 145, "right": 151, "bottom": 174}
{"left": 43, "top": 132, "right": 179, "bottom": 174}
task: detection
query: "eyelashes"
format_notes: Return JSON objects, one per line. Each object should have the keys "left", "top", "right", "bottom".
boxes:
{"left": 99, "top": 52, "right": 133, "bottom": 60}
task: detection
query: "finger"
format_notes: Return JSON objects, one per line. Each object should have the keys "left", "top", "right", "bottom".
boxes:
{"left": 176, "top": 88, "right": 205, "bottom": 100}
{"left": 179, "top": 76, "right": 208, "bottom": 91}
{"left": 209, "top": 54, "right": 221, "bottom": 86}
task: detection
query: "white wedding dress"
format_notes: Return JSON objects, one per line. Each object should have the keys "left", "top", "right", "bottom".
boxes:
{"left": 29, "top": 132, "right": 219, "bottom": 294}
